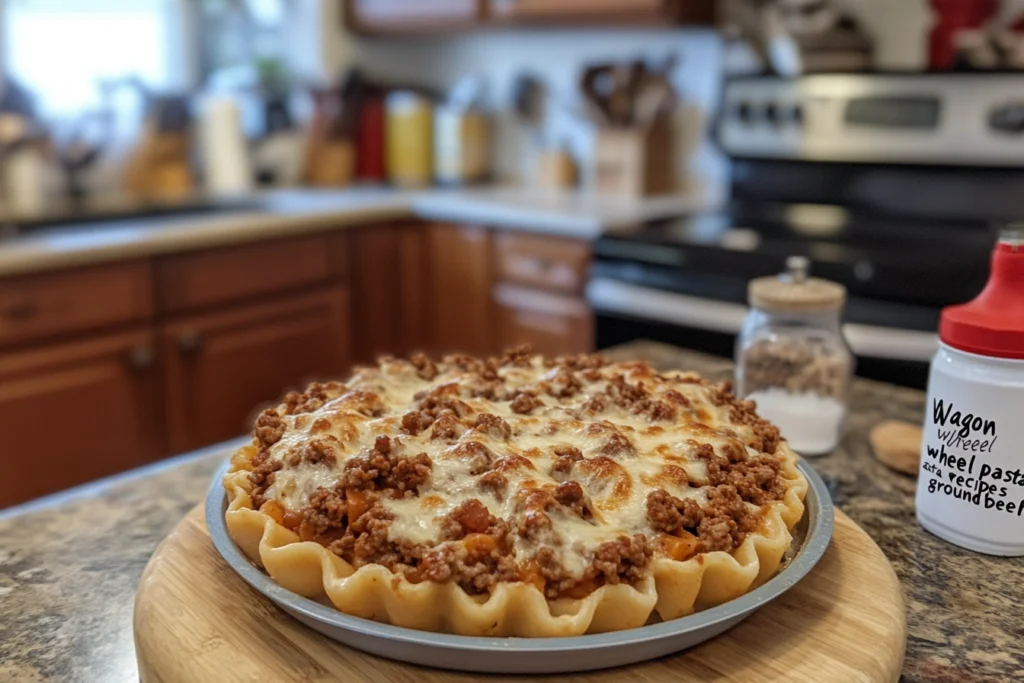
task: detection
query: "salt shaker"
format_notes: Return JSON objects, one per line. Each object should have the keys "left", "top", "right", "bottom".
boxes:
{"left": 736, "top": 257, "right": 854, "bottom": 456}
{"left": 916, "top": 229, "right": 1024, "bottom": 556}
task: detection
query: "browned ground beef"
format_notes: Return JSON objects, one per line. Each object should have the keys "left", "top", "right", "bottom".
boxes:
{"left": 286, "top": 438, "right": 337, "bottom": 467}
{"left": 449, "top": 440, "right": 494, "bottom": 475}
{"left": 590, "top": 534, "right": 651, "bottom": 585}
{"left": 550, "top": 445, "right": 584, "bottom": 479}
{"left": 598, "top": 432, "right": 636, "bottom": 458}
{"left": 430, "top": 413, "right": 466, "bottom": 441}
{"left": 696, "top": 485, "right": 759, "bottom": 553}
{"left": 473, "top": 413, "right": 512, "bottom": 440}
{"left": 645, "top": 488, "right": 703, "bottom": 534}
{"left": 304, "top": 488, "right": 349, "bottom": 535}
{"left": 401, "top": 410, "right": 434, "bottom": 435}
{"left": 552, "top": 481, "right": 592, "bottom": 519}
{"left": 510, "top": 392, "right": 543, "bottom": 414}
{"left": 514, "top": 490, "right": 555, "bottom": 540}
{"left": 545, "top": 367, "right": 582, "bottom": 398}
{"left": 282, "top": 382, "right": 341, "bottom": 415}
{"left": 419, "top": 540, "right": 518, "bottom": 595}
{"left": 479, "top": 470, "right": 508, "bottom": 498}
{"left": 501, "top": 344, "right": 534, "bottom": 367}
{"left": 600, "top": 374, "right": 676, "bottom": 422}
{"left": 410, "top": 352, "right": 438, "bottom": 380}
{"left": 722, "top": 456, "right": 785, "bottom": 505}
{"left": 254, "top": 409, "right": 285, "bottom": 449}
{"left": 248, "top": 452, "right": 282, "bottom": 509}
{"left": 341, "top": 436, "right": 432, "bottom": 496}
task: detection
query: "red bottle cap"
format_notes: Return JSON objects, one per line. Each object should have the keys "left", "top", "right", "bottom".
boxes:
{"left": 940, "top": 231, "right": 1024, "bottom": 359}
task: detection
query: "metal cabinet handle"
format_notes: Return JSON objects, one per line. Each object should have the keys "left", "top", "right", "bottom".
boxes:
{"left": 125, "top": 345, "right": 156, "bottom": 370}
{"left": 178, "top": 330, "right": 204, "bottom": 354}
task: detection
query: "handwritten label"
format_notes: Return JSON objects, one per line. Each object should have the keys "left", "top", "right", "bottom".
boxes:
{"left": 921, "top": 399, "right": 1024, "bottom": 516}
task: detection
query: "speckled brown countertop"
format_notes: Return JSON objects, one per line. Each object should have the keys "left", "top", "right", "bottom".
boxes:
{"left": 1, "top": 342, "right": 1021, "bottom": 683}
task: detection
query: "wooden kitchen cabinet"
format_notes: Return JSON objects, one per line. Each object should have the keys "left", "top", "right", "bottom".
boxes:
{"left": 490, "top": 229, "right": 594, "bottom": 355}
{"left": 0, "top": 328, "right": 162, "bottom": 507}
{"left": 157, "top": 234, "right": 333, "bottom": 314}
{"left": 493, "top": 283, "right": 593, "bottom": 356}
{"left": 349, "top": 225, "right": 430, "bottom": 362}
{"left": 345, "top": 0, "right": 484, "bottom": 34}
{"left": 493, "top": 232, "right": 590, "bottom": 295}
{"left": 426, "top": 223, "right": 494, "bottom": 356}
{"left": 161, "top": 287, "right": 350, "bottom": 453}
{"left": 488, "top": 0, "right": 714, "bottom": 24}
{"left": 0, "top": 261, "right": 153, "bottom": 348}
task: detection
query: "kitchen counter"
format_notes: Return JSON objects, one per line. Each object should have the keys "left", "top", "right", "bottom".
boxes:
{"left": 0, "top": 187, "right": 708, "bottom": 278}
{"left": 1, "top": 341, "right": 1020, "bottom": 682}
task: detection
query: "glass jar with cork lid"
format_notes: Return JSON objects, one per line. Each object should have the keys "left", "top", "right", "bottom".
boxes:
{"left": 736, "top": 256, "right": 854, "bottom": 456}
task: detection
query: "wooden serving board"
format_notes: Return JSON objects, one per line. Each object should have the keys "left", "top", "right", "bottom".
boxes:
{"left": 134, "top": 505, "right": 906, "bottom": 683}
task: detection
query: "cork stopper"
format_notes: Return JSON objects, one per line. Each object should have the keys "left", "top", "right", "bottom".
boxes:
{"left": 749, "top": 256, "right": 846, "bottom": 313}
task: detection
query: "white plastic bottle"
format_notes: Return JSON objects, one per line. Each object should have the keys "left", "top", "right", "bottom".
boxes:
{"left": 916, "top": 231, "right": 1024, "bottom": 556}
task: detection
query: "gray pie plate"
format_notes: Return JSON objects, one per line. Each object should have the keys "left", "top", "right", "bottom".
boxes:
{"left": 206, "top": 459, "right": 834, "bottom": 674}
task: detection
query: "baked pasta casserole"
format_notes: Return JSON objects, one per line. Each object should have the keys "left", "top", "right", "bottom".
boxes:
{"left": 223, "top": 347, "right": 808, "bottom": 636}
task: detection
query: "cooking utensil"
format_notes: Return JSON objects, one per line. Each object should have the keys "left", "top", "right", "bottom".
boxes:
{"left": 580, "top": 63, "right": 616, "bottom": 126}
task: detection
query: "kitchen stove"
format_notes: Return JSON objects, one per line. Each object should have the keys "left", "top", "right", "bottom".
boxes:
{"left": 589, "top": 73, "right": 1019, "bottom": 387}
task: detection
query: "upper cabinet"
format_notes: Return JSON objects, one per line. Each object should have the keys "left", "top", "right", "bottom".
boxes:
{"left": 344, "top": 0, "right": 714, "bottom": 34}
{"left": 345, "top": 0, "right": 484, "bottom": 34}
{"left": 488, "top": 0, "right": 714, "bottom": 25}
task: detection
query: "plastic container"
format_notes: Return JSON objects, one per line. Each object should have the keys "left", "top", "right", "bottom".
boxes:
{"left": 916, "top": 230, "right": 1024, "bottom": 556}
{"left": 736, "top": 256, "right": 854, "bottom": 456}
{"left": 385, "top": 91, "right": 433, "bottom": 188}
{"left": 434, "top": 105, "right": 489, "bottom": 186}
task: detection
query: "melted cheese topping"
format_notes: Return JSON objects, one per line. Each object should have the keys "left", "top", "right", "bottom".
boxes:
{"left": 262, "top": 355, "right": 774, "bottom": 580}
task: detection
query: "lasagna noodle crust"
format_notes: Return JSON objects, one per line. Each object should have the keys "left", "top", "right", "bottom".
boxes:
{"left": 222, "top": 441, "right": 807, "bottom": 637}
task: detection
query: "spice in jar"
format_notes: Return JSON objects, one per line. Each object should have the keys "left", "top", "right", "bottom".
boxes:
{"left": 736, "top": 257, "right": 854, "bottom": 456}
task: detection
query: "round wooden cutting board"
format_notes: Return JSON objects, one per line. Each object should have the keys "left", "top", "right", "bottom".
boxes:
{"left": 134, "top": 504, "right": 906, "bottom": 683}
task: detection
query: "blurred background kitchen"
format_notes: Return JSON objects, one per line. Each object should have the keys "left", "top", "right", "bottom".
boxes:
{"left": 0, "top": 0, "right": 1020, "bottom": 508}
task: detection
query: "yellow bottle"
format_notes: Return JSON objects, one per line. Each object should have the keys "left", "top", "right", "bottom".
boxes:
{"left": 386, "top": 91, "right": 433, "bottom": 188}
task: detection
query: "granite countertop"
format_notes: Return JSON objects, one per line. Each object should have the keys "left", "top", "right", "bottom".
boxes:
{"left": 0, "top": 186, "right": 708, "bottom": 278}
{"left": 1, "top": 341, "right": 1021, "bottom": 682}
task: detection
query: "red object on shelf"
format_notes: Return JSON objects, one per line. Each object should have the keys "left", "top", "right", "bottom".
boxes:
{"left": 356, "top": 96, "right": 385, "bottom": 181}
{"left": 940, "top": 236, "right": 1024, "bottom": 359}
{"left": 929, "top": 0, "right": 997, "bottom": 70}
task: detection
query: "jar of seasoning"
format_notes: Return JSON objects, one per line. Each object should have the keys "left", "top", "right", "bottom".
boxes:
{"left": 916, "top": 229, "right": 1024, "bottom": 556}
{"left": 736, "top": 256, "right": 854, "bottom": 456}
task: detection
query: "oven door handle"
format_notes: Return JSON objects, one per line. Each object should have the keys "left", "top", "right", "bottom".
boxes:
{"left": 586, "top": 278, "right": 939, "bottom": 362}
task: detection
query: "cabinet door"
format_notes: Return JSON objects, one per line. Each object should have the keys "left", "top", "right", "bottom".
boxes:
{"left": 0, "top": 329, "right": 162, "bottom": 508}
{"left": 350, "top": 225, "right": 429, "bottom": 362}
{"left": 494, "top": 283, "right": 593, "bottom": 356}
{"left": 162, "top": 288, "right": 350, "bottom": 453}
{"left": 427, "top": 223, "right": 494, "bottom": 356}
{"left": 346, "top": 0, "right": 482, "bottom": 33}
{"left": 488, "top": 0, "right": 713, "bottom": 23}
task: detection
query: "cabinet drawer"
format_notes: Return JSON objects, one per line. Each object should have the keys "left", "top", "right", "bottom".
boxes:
{"left": 493, "top": 283, "right": 593, "bottom": 356}
{"left": 492, "top": 232, "right": 590, "bottom": 294}
{"left": 0, "top": 262, "right": 153, "bottom": 348}
{"left": 157, "top": 235, "right": 333, "bottom": 313}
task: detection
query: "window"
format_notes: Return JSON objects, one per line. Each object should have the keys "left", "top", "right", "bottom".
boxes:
{"left": 1, "top": 0, "right": 186, "bottom": 117}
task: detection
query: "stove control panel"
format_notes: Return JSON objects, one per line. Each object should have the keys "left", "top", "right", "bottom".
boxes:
{"left": 719, "top": 75, "right": 1024, "bottom": 166}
